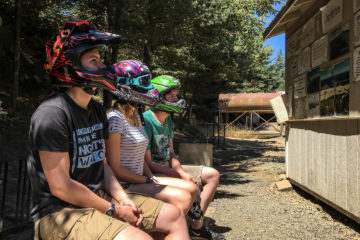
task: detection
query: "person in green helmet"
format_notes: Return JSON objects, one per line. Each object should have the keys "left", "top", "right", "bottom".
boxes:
{"left": 143, "top": 75, "right": 224, "bottom": 240}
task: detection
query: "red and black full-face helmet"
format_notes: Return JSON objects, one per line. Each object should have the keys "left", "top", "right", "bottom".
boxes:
{"left": 44, "top": 20, "right": 121, "bottom": 92}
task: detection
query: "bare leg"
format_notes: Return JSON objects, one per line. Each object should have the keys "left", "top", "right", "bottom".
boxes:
{"left": 152, "top": 203, "right": 190, "bottom": 240}
{"left": 114, "top": 225, "right": 153, "bottom": 240}
{"left": 128, "top": 182, "right": 194, "bottom": 214}
{"left": 156, "top": 176, "right": 198, "bottom": 202}
{"left": 192, "top": 167, "right": 219, "bottom": 229}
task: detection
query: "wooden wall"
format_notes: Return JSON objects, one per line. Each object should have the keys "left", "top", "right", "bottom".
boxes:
{"left": 284, "top": 0, "right": 360, "bottom": 221}
{"left": 287, "top": 120, "right": 360, "bottom": 219}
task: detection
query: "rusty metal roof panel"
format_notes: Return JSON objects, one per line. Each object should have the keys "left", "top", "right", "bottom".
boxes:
{"left": 218, "top": 92, "right": 283, "bottom": 112}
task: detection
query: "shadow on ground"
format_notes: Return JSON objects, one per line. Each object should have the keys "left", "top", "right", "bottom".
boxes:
{"left": 219, "top": 172, "right": 254, "bottom": 186}
{"left": 205, "top": 217, "right": 232, "bottom": 234}
{"left": 213, "top": 189, "right": 245, "bottom": 200}
{"left": 211, "top": 138, "right": 284, "bottom": 186}
{"left": 213, "top": 138, "right": 283, "bottom": 166}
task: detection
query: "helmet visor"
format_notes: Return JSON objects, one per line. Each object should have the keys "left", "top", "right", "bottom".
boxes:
{"left": 117, "top": 74, "right": 152, "bottom": 90}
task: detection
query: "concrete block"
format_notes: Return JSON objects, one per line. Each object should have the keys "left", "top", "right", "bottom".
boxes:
{"left": 179, "top": 143, "right": 213, "bottom": 167}
{"left": 275, "top": 180, "right": 293, "bottom": 191}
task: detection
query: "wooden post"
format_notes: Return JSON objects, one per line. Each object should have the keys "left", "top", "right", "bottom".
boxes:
{"left": 250, "top": 112, "right": 253, "bottom": 130}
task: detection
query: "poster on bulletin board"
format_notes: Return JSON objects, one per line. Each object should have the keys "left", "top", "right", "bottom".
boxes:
{"left": 301, "top": 18, "right": 315, "bottom": 49}
{"left": 333, "top": 58, "right": 350, "bottom": 115}
{"left": 354, "top": 0, "right": 360, "bottom": 13}
{"left": 289, "top": 58, "right": 298, "bottom": 77}
{"left": 333, "top": 58, "right": 350, "bottom": 87}
{"left": 307, "top": 67, "right": 321, "bottom": 95}
{"left": 334, "top": 84, "right": 349, "bottom": 115}
{"left": 321, "top": 0, "right": 342, "bottom": 33}
{"left": 298, "top": 47, "right": 311, "bottom": 74}
{"left": 353, "top": 47, "right": 360, "bottom": 81}
{"left": 354, "top": 11, "right": 360, "bottom": 46}
{"left": 329, "top": 23, "right": 349, "bottom": 61}
{"left": 294, "top": 74, "right": 307, "bottom": 99}
{"left": 320, "top": 88, "right": 335, "bottom": 116}
{"left": 307, "top": 93, "right": 320, "bottom": 118}
{"left": 320, "top": 68, "right": 334, "bottom": 90}
{"left": 286, "top": 29, "right": 301, "bottom": 59}
{"left": 312, "top": 35, "right": 328, "bottom": 68}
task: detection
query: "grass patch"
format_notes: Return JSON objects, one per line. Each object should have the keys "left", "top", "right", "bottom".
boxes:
{"left": 225, "top": 125, "right": 257, "bottom": 139}
{"left": 257, "top": 135, "right": 277, "bottom": 139}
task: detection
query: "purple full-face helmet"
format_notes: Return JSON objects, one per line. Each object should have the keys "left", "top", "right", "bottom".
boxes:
{"left": 112, "top": 60, "right": 158, "bottom": 106}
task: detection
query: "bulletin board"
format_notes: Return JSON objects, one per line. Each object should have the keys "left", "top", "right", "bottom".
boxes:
{"left": 285, "top": 0, "right": 360, "bottom": 120}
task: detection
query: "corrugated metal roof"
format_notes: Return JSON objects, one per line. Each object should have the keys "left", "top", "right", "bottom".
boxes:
{"left": 219, "top": 92, "right": 283, "bottom": 112}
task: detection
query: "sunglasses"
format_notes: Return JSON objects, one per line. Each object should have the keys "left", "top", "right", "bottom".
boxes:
{"left": 117, "top": 74, "right": 152, "bottom": 89}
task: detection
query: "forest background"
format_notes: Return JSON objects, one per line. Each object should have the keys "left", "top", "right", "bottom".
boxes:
{"left": 0, "top": 0, "right": 285, "bottom": 122}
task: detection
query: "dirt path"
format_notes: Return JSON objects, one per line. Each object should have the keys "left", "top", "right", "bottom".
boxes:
{"left": 205, "top": 137, "right": 360, "bottom": 240}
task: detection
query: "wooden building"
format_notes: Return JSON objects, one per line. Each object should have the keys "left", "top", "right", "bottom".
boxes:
{"left": 219, "top": 92, "right": 283, "bottom": 132}
{"left": 264, "top": 0, "right": 360, "bottom": 222}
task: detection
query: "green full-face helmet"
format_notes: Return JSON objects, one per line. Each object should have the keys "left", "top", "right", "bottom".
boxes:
{"left": 151, "top": 75, "right": 186, "bottom": 113}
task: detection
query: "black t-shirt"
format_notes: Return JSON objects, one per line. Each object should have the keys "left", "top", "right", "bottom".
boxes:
{"left": 27, "top": 91, "right": 108, "bottom": 221}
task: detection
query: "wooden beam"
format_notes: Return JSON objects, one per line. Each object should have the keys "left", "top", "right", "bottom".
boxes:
{"left": 225, "top": 112, "right": 248, "bottom": 128}
{"left": 294, "top": 0, "right": 312, "bottom": 7}
{"left": 279, "top": 10, "right": 301, "bottom": 24}
{"left": 267, "top": 24, "right": 287, "bottom": 39}
{"left": 252, "top": 112, "right": 279, "bottom": 132}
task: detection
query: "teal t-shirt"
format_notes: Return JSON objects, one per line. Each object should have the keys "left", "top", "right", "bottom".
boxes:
{"left": 143, "top": 110, "right": 174, "bottom": 164}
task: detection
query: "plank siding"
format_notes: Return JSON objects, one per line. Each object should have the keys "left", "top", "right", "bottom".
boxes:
{"left": 288, "top": 120, "right": 359, "bottom": 219}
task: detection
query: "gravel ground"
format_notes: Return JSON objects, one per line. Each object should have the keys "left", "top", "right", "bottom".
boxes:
{"left": 205, "top": 136, "right": 360, "bottom": 240}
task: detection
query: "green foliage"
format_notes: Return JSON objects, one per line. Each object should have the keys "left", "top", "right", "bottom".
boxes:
{"left": 0, "top": 0, "right": 285, "bottom": 122}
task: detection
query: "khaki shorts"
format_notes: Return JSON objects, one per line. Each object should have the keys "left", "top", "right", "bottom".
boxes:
{"left": 34, "top": 190, "right": 163, "bottom": 240}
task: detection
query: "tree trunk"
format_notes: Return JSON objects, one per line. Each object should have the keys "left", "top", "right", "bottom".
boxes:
{"left": 9, "top": 0, "right": 21, "bottom": 116}
{"left": 143, "top": 45, "right": 152, "bottom": 68}
{"left": 143, "top": 6, "right": 153, "bottom": 68}
{"left": 102, "top": 1, "right": 115, "bottom": 110}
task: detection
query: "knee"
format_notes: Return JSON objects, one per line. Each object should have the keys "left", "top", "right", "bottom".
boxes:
{"left": 212, "top": 168, "right": 220, "bottom": 184}
{"left": 175, "top": 189, "right": 194, "bottom": 213}
{"left": 202, "top": 167, "right": 220, "bottom": 186}
{"left": 165, "top": 203, "right": 184, "bottom": 223}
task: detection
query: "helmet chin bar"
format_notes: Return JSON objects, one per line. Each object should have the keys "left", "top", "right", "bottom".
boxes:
{"left": 153, "top": 99, "right": 187, "bottom": 113}
{"left": 111, "top": 85, "right": 159, "bottom": 106}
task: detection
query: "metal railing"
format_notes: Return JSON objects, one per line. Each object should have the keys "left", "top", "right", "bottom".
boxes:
{"left": 0, "top": 158, "right": 32, "bottom": 236}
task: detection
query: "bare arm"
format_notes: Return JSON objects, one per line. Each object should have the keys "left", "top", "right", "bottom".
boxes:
{"left": 40, "top": 151, "right": 143, "bottom": 226}
{"left": 40, "top": 151, "right": 113, "bottom": 213}
{"left": 144, "top": 150, "right": 180, "bottom": 178}
{"left": 103, "top": 161, "right": 131, "bottom": 202}
{"left": 142, "top": 160, "right": 153, "bottom": 178}
{"left": 105, "top": 133, "right": 148, "bottom": 184}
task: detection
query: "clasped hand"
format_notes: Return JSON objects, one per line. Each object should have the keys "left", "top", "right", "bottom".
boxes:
{"left": 114, "top": 198, "right": 143, "bottom": 227}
